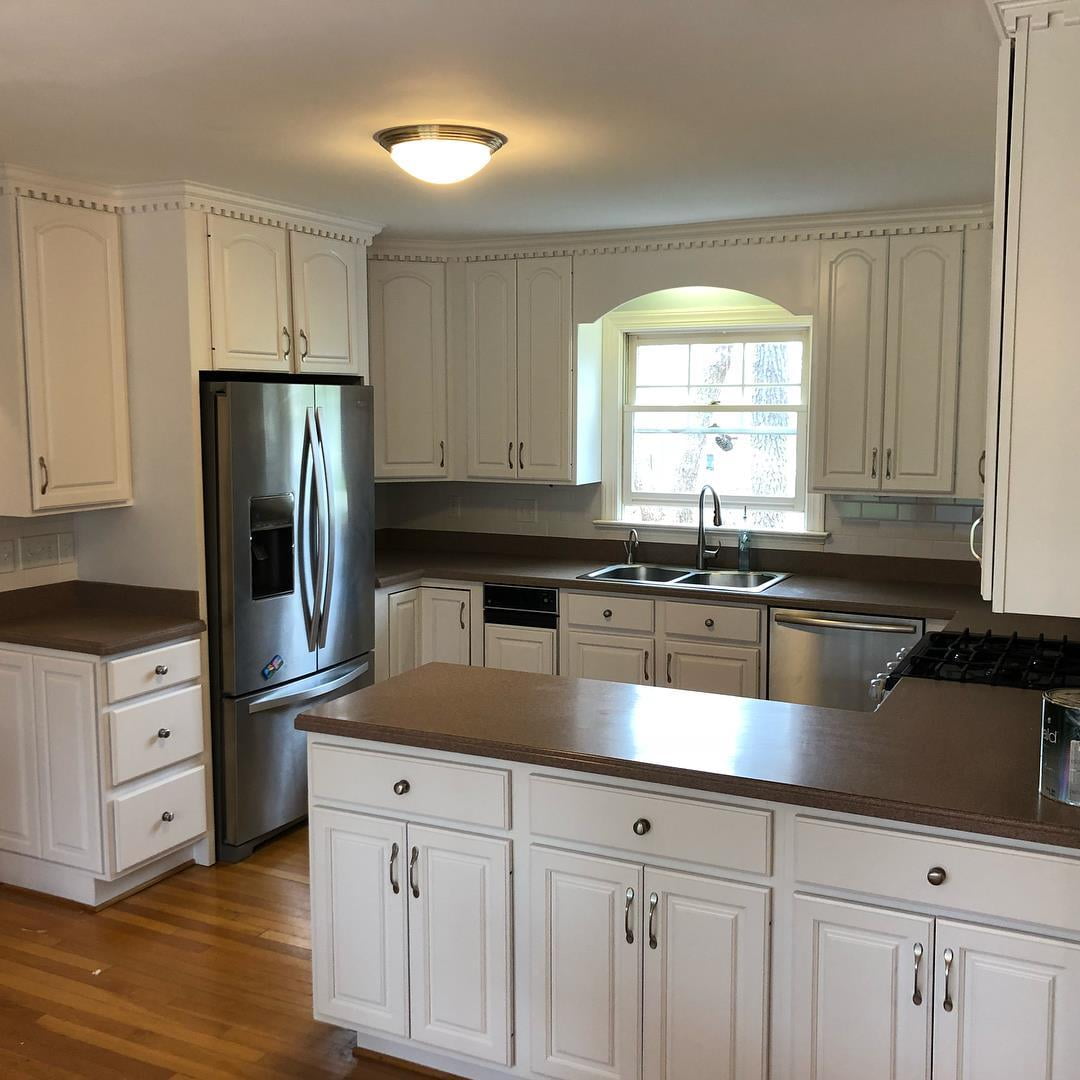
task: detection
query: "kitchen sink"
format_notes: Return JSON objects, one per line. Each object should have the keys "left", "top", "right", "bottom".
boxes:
{"left": 580, "top": 564, "right": 788, "bottom": 593}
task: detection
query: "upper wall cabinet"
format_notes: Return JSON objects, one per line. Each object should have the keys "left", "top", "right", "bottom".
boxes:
{"left": 811, "top": 231, "right": 966, "bottom": 495}
{"left": 207, "top": 218, "right": 367, "bottom": 377}
{"left": 368, "top": 261, "right": 448, "bottom": 480}
{"left": 0, "top": 196, "right": 133, "bottom": 515}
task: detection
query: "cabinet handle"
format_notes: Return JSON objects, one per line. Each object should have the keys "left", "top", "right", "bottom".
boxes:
{"left": 704, "top": 618, "right": 714, "bottom": 629}
{"left": 942, "top": 948, "right": 954, "bottom": 1012}
{"left": 519, "top": 442, "right": 525, "bottom": 471}
{"left": 282, "top": 325, "right": 291, "bottom": 362}
{"left": 602, "top": 608, "right": 613, "bottom": 619}
{"left": 459, "top": 600, "right": 466, "bottom": 630}
{"left": 393, "top": 779, "right": 410, "bottom": 796}
{"left": 978, "top": 449, "right": 986, "bottom": 484}
{"left": 155, "top": 665, "right": 169, "bottom": 676}
{"left": 643, "top": 650, "right": 650, "bottom": 682}
{"left": 389, "top": 841, "right": 400, "bottom": 894}
{"left": 871, "top": 448, "right": 878, "bottom": 479}
{"left": 409, "top": 846, "right": 420, "bottom": 899}
{"left": 508, "top": 441, "right": 514, "bottom": 469}
{"left": 666, "top": 652, "right": 672, "bottom": 684}
{"left": 912, "top": 942, "right": 924, "bottom": 1006}
{"left": 969, "top": 517, "right": 983, "bottom": 564}
{"left": 624, "top": 887, "right": 635, "bottom": 945}
{"left": 439, "top": 440, "right": 445, "bottom": 469}
{"left": 927, "top": 866, "right": 947, "bottom": 887}
{"left": 38, "top": 456, "right": 49, "bottom": 495}
{"left": 157, "top": 728, "right": 171, "bottom": 740}
{"left": 648, "top": 892, "right": 659, "bottom": 950}
{"left": 885, "top": 448, "right": 893, "bottom": 480}
{"left": 632, "top": 817, "right": 651, "bottom": 836}
{"left": 298, "top": 328, "right": 309, "bottom": 361}
{"left": 161, "top": 811, "right": 174, "bottom": 823}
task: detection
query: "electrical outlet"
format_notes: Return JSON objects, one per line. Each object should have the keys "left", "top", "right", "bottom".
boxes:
{"left": 57, "top": 532, "right": 75, "bottom": 564}
{"left": 0, "top": 540, "right": 14, "bottom": 574}
{"left": 19, "top": 533, "right": 59, "bottom": 569}
{"left": 515, "top": 499, "right": 538, "bottom": 524}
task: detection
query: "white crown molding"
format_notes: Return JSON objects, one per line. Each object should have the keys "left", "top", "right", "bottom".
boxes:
{"left": 370, "top": 203, "right": 993, "bottom": 263}
{"left": 987, "top": 0, "right": 1080, "bottom": 36}
{"left": 0, "top": 164, "right": 126, "bottom": 212}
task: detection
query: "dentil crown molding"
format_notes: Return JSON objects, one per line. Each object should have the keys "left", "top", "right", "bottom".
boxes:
{"left": 986, "top": 0, "right": 1080, "bottom": 38}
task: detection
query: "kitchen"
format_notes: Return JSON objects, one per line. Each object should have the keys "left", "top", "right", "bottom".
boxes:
{"left": 0, "top": 1, "right": 1078, "bottom": 1078}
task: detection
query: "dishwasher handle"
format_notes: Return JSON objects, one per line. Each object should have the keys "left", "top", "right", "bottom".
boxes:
{"left": 773, "top": 612, "right": 920, "bottom": 635}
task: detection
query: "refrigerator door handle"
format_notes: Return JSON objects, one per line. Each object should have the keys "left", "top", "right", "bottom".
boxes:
{"left": 314, "top": 406, "right": 336, "bottom": 649}
{"left": 247, "top": 658, "right": 371, "bottom": 715}
{"left": 298, "top": 408, "right": 316, "bottom": 649}
{"left": 307, "top": 407, "right": 329, "bottom": 652}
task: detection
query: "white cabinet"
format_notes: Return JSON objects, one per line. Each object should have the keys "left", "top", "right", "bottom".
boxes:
{"left": 420, "top": 587, "right": 471, "bottom": 666}
{"left": 387, "top": 589, "right": 421, "bottom": 677}
{"left": 369, "top": 261, "right": 448, "bottom": 479}
{"left": 484, "top": 624, "right": 556, "bottom": 675}
{"left": 662, "top": 641, "right": 760, "bottom": 697}
{"left": 0, "top": 196, "right": 133, "bottom": 515}
{"left": 565, "top": 630, "right": 654, "bottom": 685}
{"left": 0, "top": 651, "right": 38, "bottom": 856}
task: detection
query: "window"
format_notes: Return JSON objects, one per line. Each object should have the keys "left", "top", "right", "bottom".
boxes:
{"left": 621, "top": 328, "right": 810, "bottom": 530}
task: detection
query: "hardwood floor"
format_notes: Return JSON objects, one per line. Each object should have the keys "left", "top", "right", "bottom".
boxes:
{"left": 0, "top": 828, "right": 456, "bottom": 1079}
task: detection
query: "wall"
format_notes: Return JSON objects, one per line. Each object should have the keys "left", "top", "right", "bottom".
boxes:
{"left": 0, "top": 515, "right": 77, "bottom": 592}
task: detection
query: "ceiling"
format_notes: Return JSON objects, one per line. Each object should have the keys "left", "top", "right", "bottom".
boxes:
{"left": 0, "top": 1, "right": 1000, "bottom": 239}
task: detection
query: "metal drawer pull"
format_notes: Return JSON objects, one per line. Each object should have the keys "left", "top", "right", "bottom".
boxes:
{"left": 978, "top": 449, "right": 986, "bottom": 483}
{"left": 624, "top": 887, "right": 635, "bottom": 944}
{"left": 39, "top": 456, "right": 49, "bottom": 495}
{"left": 389, "top": 842, "right": 400, "bottom": 894}
{"left": 508, "top": 441, "right": 514, "bottom": 468}
{"left": 704, "top": 618, "right": 714, "bottom": 628}
{"left": 942, "top": 948, "right": 954, "bottom": 1012}
{"left": 519, "top": 441, "right": 525, "bottom": 471}
{"left": 969, "top": 516, "right": 983, "bottom": 564}
{"left": 157, "top": 728, "right": 171, "bottom": 740}
{"left": 643, "top": 650, "right": 650, "bottom": 682}
{"left": 648, "top": 892, "right": 659, "bottom": 950}
{"left": 666, "top": 652, "right": 672, "bottom": 684}
{"left": 161, "top": 811, "right": 174, "bottom": 823}
{"left": 602, "top": 608, "right": 613, "bottom": 619}
{"left": 409, "top": 846, "right": 420, "bottom": 899}
{"left": 927, "top": 866, "right": 947, "bottom": 886}
{"left": 885, "top": 448, "right": 893, "bottom": 479}
{"left": 871, "top": 447, "right": 878, "bottom": 479}
{"left": 298, "top": 328, "right": 309, "bottom": 360}
{"left": 439, "top": 440, "right": 445, "bottom": 469}
{"left": 459, "top": 600, "right": 466, "bottom": 630}
{"left": 912, "top": 942, "right": 924, "bottom": 1006}
{"left": 282, "top": 325, "right": 291, "bottom": 362}
{"left": 393, "top": 779, "right": 410, "bottom": 796}
{"left": 774, "top": 613, "right": 918, "bottom": 635}
{"left": 632, "top": 817, "right": 651, "bottom": 836}
{"left": 155, "top": 664, "right": 169, "bottom": 676}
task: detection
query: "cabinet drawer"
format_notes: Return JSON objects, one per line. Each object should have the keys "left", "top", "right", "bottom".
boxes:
{"left": 795, "top": 816, "right": 1080, "bottom": 934}
{"left": 664, "top": 600, "right": 761, "bottom": 643}
{"left": 108, "top": 684, "right": 204, "bottom": 786}
{"left": 106, "top": 639, "right": 201, "bottom": 703}
{"left": 566, "top": 592, "right": 654, "bottom": 633}
{"left": 530, "top": 775, "right": 771, "bottom": 875}
{"left": 111, "top": 765, "right": 207, "bottom": 873}
{"left": 310, "top": 743, "right": 510, "bottom": 830}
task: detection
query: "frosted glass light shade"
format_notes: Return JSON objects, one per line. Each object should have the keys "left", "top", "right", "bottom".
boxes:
{"left": 375, "top": 125, "right": 507, "bottom": 185}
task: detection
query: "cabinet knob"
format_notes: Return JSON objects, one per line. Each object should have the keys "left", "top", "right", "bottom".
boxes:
{"left": 157, "top": 728, "right": 171, "bottom": 740}
{"left": 393, "top": 779, "right": 411, "bottom": 796}
{"left": 704, "top": 618, "right": 715, "bottom": 628}
{"left": 632, "top": 817, "right": 651, "bottom": 836}
{"left": 927, "top": 866, "right": 947, "bottom": 887}
{"left": 603, "top": 608, "right": 613, "bottom": 619}
{"left": 161, "top": 811, "right": 174, "bottom": 823}
{"left": 154, "top": 664, "right": 169, "bottom": 676}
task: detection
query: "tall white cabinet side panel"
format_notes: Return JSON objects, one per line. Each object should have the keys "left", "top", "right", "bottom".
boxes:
{"left": 954, "top": 228, "right": 992, "bottom": 500}
{"left": 387, "top": 589, "right": 421, "bottom": 677}
{"left": 0, "top": 650, "right": 39, "bottom": 856}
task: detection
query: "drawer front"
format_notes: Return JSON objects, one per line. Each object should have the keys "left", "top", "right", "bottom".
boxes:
{"left": 566, "top": 592, "right": 654, "bottom": 633}
{"left": 664, "top": 600, "right": 761, "bottom": 643}
{"left": 107, "top": 639, "right": 202, "bottom": 703}
{"left": 108, "top": 684, "right": 204, "bottom": 786}
{"left": 112, "top": 765, "right": 207, "bottom": 873}
{"left": 310, "top": 743, "right": 510, "bottom": 830}
{"left": 795, "top": 816, "right": 1080, "bottom": 934}
{"left": 530, "top": 775, "right": 771, "bottom": 875}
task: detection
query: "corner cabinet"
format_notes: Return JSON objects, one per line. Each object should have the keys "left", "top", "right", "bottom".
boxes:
{"left": 0, "top": 195, "right": 133, "bottom": 515}
{"left": 385, "top": 584, "right": 472, "bottom": 677}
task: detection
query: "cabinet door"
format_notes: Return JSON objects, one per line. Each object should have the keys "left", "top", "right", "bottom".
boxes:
{"left": 387, "top": 588, "right": 421, "bottom": 677}
{"left": 0, "top": 650, "right": 39, "bottom": 856}
{"left": 516, "top": 256, "right": 573, "bottom": 481}
{"left": 289, "top": 232, "right": 364, "bottom": 376}
{"left": 207, "top": 217, "right": 291, "bottom": 372}
{"left": 407, "top": 824, "right": 512, "bottom": 1065}
{"left": 882, "top": 232, "right": 964, "bottom": 493}
{"left": 369, "top": 261, "right": 448, "bottom": 479}
{"left": 32, "top": 655, "right": 102, "bottom": 873}
{"left": 484, "top": 624, "right": 556, "bottom": 674}
{"left": 643, "top": 869, "right": 769, "bottom": 1080}
{"left": 932, "top": 920, "right": 1080, "bottom": 1080}
{"left": 18, "top": 198, "right": 132, "bottom": 510}
{"left": 663, "top": 641, "right": 760, "bottom": 698}
{"left": 565, "top": 631, "right": 654, "bottom": 686}
{"left": 530, "top": 846, "right": 643, "bottom": 1080}
{"left": 811, "top": 237, "right": 888, "bottom": 491}
{"left": 466, "top": 261, "right": 518, "bottom": 478}
{"left": 420, "top": 587, "right": 471, "bottom": 666}
{"left": 309, "top": 808, "right": 408, "bottom": 1035}
{"left": 792, "top": 894, "right": 932, "bottom": 1080}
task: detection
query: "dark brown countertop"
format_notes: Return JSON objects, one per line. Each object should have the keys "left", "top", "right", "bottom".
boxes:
{"left": 0, "top": 581, "right": 205, "bottom": 656}
{"left": 298, "top": 663, "right": 1080, "bottom": 849}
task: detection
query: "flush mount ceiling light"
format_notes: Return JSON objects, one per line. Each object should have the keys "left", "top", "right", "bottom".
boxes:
{"left": 374, "top": 124, "right": 508, "bottom": 185}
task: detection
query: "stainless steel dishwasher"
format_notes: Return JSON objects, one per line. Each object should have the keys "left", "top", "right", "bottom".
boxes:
{"left": 767, "top": 608, "right": 923, "bottom": 711}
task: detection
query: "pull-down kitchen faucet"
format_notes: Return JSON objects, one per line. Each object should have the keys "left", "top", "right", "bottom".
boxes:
{"left": 696, "top": 485, "right": 723, "bottom": 570}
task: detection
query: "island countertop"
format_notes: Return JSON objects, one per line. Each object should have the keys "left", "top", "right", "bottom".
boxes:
{"left": 297, "top": 662, "right": 1080, "bottom": 850}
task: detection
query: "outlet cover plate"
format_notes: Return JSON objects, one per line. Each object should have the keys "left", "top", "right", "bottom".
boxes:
{"left": 0, "top": 540, "right": 14, "bottom": 574}
{"left": 19, "top": 533, "right": 59, "bottom": 569}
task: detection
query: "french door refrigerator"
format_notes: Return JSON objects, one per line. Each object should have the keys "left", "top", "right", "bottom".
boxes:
{"left": 201, "top": 372, "right": 374, "bottom": 862}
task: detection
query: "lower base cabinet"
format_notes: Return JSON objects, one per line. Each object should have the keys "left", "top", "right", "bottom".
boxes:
{"left": 530, "top": 846, "right": 769, "bottom": 1080}
{"left": 565, "top": 632, "right": 654, "bottom": 686}
{"left": 484, "top": 624, "right": 556, "bottom": 674}
{"left": 662, "top": 642, "right": 760, "bottom": 697}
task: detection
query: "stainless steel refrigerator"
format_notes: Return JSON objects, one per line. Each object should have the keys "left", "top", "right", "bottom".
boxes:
{"left": 200, "top": 372, "right": 374, "bottom": 862}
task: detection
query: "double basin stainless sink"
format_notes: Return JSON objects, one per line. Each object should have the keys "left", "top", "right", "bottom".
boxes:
{"left": 579, "top": 564, "right": 788, "bottom": 594}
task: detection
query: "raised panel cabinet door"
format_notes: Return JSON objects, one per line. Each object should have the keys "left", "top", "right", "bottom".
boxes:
{"left": 387, "top": 588, "right": 421, "bottom": 677}
{"left": 565, "top": 631, "right": 654, "bottom": 686}
{"left": 484, "top": 624, "right": 556, "bottom": 674}
{"left": 18, "top": 198, "right": 133, "bottom": 510}
{"left": 0, "top": 650, "right": 39, "bottom": 856}
{"left": 882, "top": 232, "right": 964, "bottom": 493}
{"left": 289, "top": 232, "right": 364, "bottom": 376}
{"left": 309, "top": 808, "right": 408, "bottom": 1035}
{"left": 530, "top": 846, "right": 643, "bottom": 1080}
{"left": 368, "top": 261, "right": 448, "bottom": 479}
{"left": 32, "top": 655, "right": 102, "bottom": 873}
{"left": 811, "top": 237, "right": 888, "bottom": 491}
{"left": 932, "top": 920, "right": 1080, "bottom": 1080}
{"left": 420, "top": 588, "right": 471, "bottom": 666}
{"left": 516, "top": 256, "right": 573, "bottom": 481}
{"left": 663, "top": 642, "right": 760, "bottom": 698}
{"left": 466, "top": 261, "right": 518, "bottom": 478}
{"left": 407, "top": 824, "right": 512, "bottom": 1065}
{"left": 207, "top": 216, "right": 291, "bottom": 372}
{"left": 792, "top": 894, "right": 932, "bottom": 1080}
{"left": 643, "top": 868, "right": 769, "bottom": 1080}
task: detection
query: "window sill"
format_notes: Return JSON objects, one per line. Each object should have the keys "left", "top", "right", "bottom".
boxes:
{"left": 593, "top": 519, "right": 830, "bottom": 548}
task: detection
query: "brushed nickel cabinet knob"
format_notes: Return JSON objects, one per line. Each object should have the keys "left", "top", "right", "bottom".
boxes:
{"left": 393, "top": 779, "right": 411, "bottom": 796}
{"left": 155, "top": 664, "right": 169, "bottom": 676}
{"left": 927, "top": 866, "right": 947, "bottom": 886}
{"left": 603, "top": 609, "right": 613, "bottom": 619}
{"left": 633, "top": 817, "right": 651, "bottom": 836}
{"left": 161, "top": 811, "right": 174, "bottom": 823}
{"left": 705, "top": 618, "right": 715, "bottom": 628}
{"left": 157, "top": 728, "right": 171, "bottom": 739}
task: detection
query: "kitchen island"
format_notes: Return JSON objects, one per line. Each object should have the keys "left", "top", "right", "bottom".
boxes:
{"left": 298, "top": 664, "right": 1080, "bottom": 1080}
